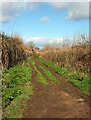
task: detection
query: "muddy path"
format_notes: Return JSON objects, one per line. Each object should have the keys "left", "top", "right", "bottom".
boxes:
{"left": 23, "top": 54, "right": 89, "bottom": 118}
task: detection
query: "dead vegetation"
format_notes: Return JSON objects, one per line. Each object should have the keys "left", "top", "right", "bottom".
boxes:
{"left": 41, "top": 35, "right": 90, "bottom": 72}
{"left": 1, "top": 33, "right": 32, "bottom": 71}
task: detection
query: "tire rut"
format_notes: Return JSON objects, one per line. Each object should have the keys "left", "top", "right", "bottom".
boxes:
{"left": 39, "top": 59, "right": 89, "bottom": 103}
{"left": 23, "top": 55, "right": 89, "bottom": 118}
{"left": 35, "top": 59, "right": 57, "bottom": 87}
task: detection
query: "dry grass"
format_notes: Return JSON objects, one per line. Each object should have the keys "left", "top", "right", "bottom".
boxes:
{"left": 1, "top": 33, "right": 32, "bottom": 71}
{"left": 41, "top": 35, "right": 90, "bottom": 72}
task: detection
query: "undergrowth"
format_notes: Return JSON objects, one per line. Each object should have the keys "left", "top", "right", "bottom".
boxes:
{"left": 1, "top": 33, "right": 32, "bottom": 70}
{"left": 3, "top": 82, "right": 33, "bottom": 118}
{"left": 2, "top": 56, "right": 33, "bottom": 118}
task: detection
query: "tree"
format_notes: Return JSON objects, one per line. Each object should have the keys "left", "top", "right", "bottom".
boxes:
{"left": 28, "top": 41, "right": 34, "bottom": 49}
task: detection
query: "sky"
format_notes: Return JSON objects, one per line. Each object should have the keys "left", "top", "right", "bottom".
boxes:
{"left": 0, "top": 2, "right": 89, "bottom": 48}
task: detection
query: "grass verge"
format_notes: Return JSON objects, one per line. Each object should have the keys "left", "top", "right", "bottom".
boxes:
{"left": 39, "top": 57, "right": 90, "bottom": 95}
{"left": 2, "top": 56, "right": 33, "bottom": 118}
{"left": 2, "top": 65, "right": 32, "bottom": 107}
{"left": 3, "top": 82, "right": 33, "bottom": 118}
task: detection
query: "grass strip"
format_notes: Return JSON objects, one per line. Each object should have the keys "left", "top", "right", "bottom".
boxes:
{"left": 39, "top": 57, "right": 90, "bottom": 95}
{"left": 32, "top": 61, "right": 49, "bottom": 85}
{"left": 39, "top": 65, "right": 59, "bottom": 84}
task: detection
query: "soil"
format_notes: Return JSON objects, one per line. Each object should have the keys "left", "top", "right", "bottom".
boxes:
{"left": 23, "top": 54, "right": 90, "bottom": 119}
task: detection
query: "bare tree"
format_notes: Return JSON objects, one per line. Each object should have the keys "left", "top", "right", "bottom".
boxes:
{"left": 28, "top": 41, "right": 35, "bottom": 49}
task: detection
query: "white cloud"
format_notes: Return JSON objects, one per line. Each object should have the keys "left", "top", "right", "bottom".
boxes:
{"left": 49, "top": 2, "right": 89, "bottom": 20}
{"left": 40, "top": 16, "right": 50, "bottom": 22}
{"left": 0, "top": 2, "right": 89, "bottom": 23}
{"left": 0, "top": 2, "right": 40, "bottom": 23}
{"left": 0, "top": 0, "right": 90, "bottom": 2}
{"left": 48, "top": 3, "right": 70, "bottom": 10}
{"left": 23, "top": 36, "right": 64, "bottom": 48}
{"left": 65, "top": 3, "right": 89, "bottom": 20}
{"left": 23, "top": 36, "right": 76, "bottom": 49}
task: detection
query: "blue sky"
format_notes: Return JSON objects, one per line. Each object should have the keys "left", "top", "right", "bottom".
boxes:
{"left": 1, "top": 2, "right": 89, "bottom": 48}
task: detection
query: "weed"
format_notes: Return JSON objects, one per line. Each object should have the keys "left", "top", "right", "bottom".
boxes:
{"left": 2, "top": 61, "right": 32, "bottom": 108}
{"left": 3, "top": 82, "right": 33, "bottom": 118}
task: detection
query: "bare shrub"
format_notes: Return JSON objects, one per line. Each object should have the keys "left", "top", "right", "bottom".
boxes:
{"left": 1, "top": 33, "right": 32, "bottom": 71}
{"left": 41, "top": 34, "right": 89, "bottom": 71}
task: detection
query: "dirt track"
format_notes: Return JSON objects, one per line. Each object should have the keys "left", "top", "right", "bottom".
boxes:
{"left": 23, "top": 54, "right": 89, "bottom": 118}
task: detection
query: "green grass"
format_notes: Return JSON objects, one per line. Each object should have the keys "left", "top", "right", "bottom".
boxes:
{"left": 32, "top": 60, "right": 35, "bottom": 66}
{"left": 36, "top": 71, "right": 49, "bottom": 85}
{"left": 2, "top": 64, "right": 32, "bottom": 108}
{"left": 39, "top": 57, "right": 90, "bottom": 95}
{"left": 3, "top": 82, "right": 33, "bottom": 118}
{"left": 39, "top": 65, "right": 60, "bottom": 84}
{"left": 32, "top": 61, "right": 49, "bottom": 85}
{"left": 39, "top": 57, "right": 72, "bottom": 76}
{"left": 2, "top": 57, "right": 33, "bottom": 111}
{"left": 3, "top": 65, "right": 32, "bottom": 88}
{"left": 68, "top": 75, "right": 90, "bottom": 95}
{"left": 25, "top": 56, "right": 33, "bottom": 67}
